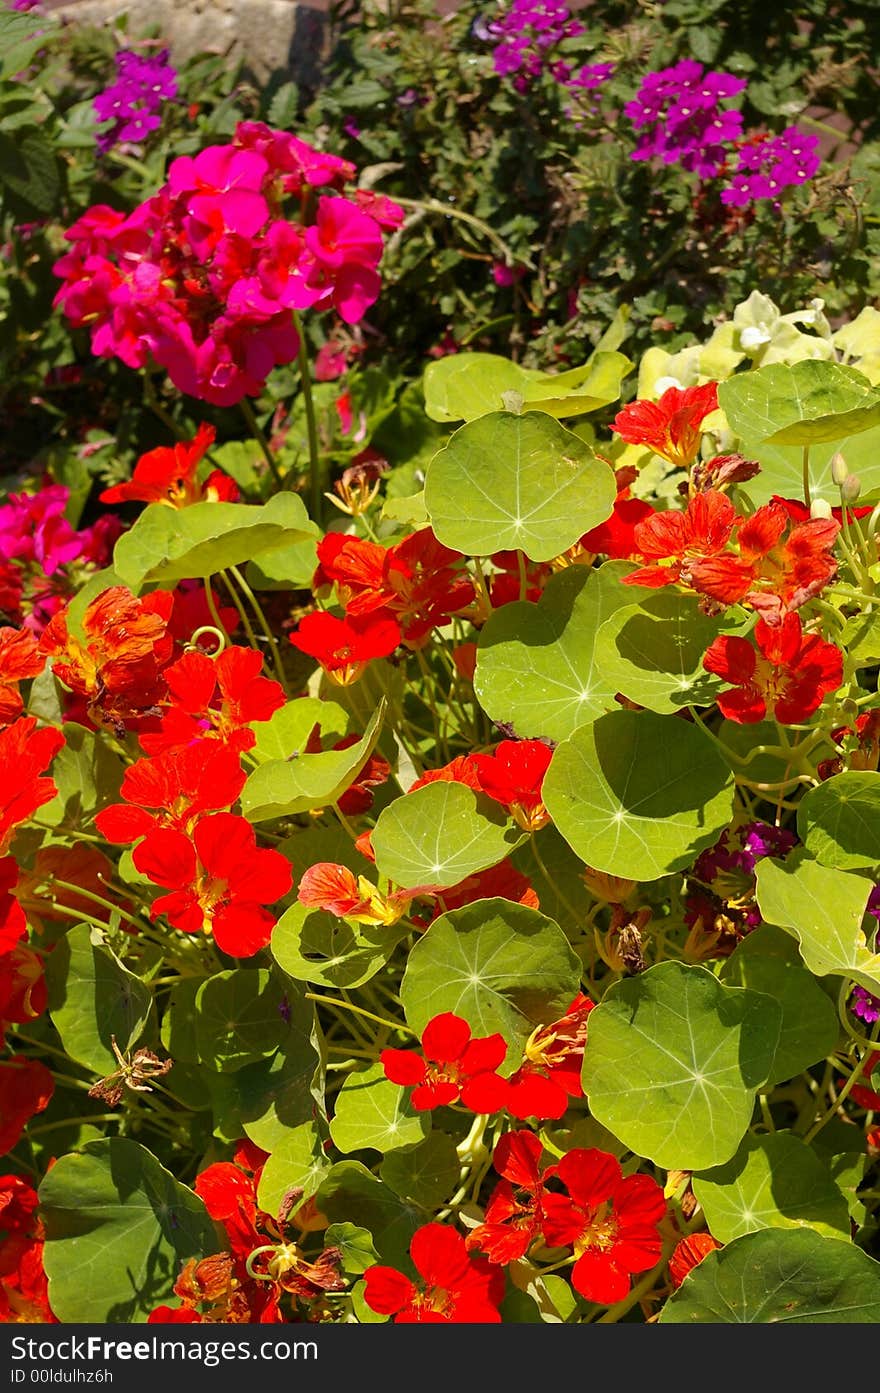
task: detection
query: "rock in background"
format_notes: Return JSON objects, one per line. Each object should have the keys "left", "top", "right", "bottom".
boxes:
{"left": 46, "top": 0, "right": 330, "bottom": 86}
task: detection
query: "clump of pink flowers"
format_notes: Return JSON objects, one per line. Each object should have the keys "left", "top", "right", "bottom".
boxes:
{"left": 52, "top": 123, "right": 404, "bottom": 406}
{"left": 0, "top": 484, "right": 122, "bottom": 635}
{"left": 720, "top": 127, "right": 821, "bottom": 206}
{"left": 625, "top": 59, "right": 746, "bottom": 177}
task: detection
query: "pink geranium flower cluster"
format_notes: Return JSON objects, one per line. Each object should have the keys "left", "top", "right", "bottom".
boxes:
{"left": 52, "top": 123, "right": 404, "bottom": 406}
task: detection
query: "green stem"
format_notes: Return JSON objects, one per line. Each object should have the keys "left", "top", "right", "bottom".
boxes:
{"left": 229, "top": 564, "right": 289, "bottom": 696}
{"left": 292, "top": 310, "right": 323, "bottom": 520}
{"left": 239, "top": 397, "right": 282, "bottom": 489}
{"left": 305, "top": 992, "right": 413, "bottom": 1037}
{"left": 389, "top": 195, "right": 535, "bottom": 271}
{"left": 802, "top": 444, "right": 812, "bottom": 509}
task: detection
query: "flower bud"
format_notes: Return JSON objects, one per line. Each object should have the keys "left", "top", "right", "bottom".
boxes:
{"left": 841, "top": 473, "right": 862, "bottom": 503}
{"left": 830, "top": 451, "right": 849, "bottom": 486}
{"left": 810, "top": 497, "right": 834, "bottom": 520}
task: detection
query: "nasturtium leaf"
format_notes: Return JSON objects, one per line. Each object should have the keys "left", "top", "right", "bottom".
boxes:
{"left": 112, "top": 491, "right": 318, "bottom": 591}
{"left": 329, "top": 1062, "right": 430, "bottom": 1155}
{"left": 474, "top": 563, "right": 637, "bottom": 741}
{"left": 582, "top": 962, "right": 781, "bottom": 1170}
{"left": 594, "top": 591, "right": 747, "bottom": 714}
{"left": 755, "top": 850, "right": 880, "bottom": 994}
{"left": 241, "top": 699, "right": 385, "bottom": 822}
{"left": 159, "top": 977, "right": 200, "bottom": 1063}
{"left": 797, "top": 772, "right": 880, "bottom": 870}
{"left": 371, "top": 780, "right": 526, "bottom": 889}
{"left": 718, "top": 361, "right": 880, "bottom": 447}
{"left": 510, "top": 825, "right": 592, "bottom": 932}
{"left": 736, "top": 424, "right": 880, "bottom": 509}
{"left": 423, "top": 349, "right": 631, "bottom": 424}
{"left": 315, "top": 1161, "right": 423, "bottom": 1268}
{"left": 37, "top": 723, "right": 123, "bottom": 828}
{"left": 543, "top": 710, "right": 735, "bottom": 881}
{"left": 379, "top": 1132, "right": 460, "bottom": 1209}
{"left": 229, "top": 980, "right": 323, "bottom": 1153}
{"left": 194, "top": 969, "right": 288, "bottom": 1072}
{"left": 324, "top": 1223, "right": 380, "bottom": 1275}
{"left": 693, "top": 1132, "right": 851, "bottom": 1243}
{"left": 249, "top": 695, "right": 349, "bottom": 764}
{"left": 46, "top": 924, "right": 156, "bottom": 1075}
{"left": 659, "top": 1228, "right": 880, "bottom": 1323}
{"left": 721, "top": 926, "right": 839, "bottom": 1085}
{"left": 400, "top": 898, "right": 582, "bottom": 1064}
{"left": 245, "top": 535, "right": 318, "bottom": 591}
{"left": 424, "top": 412, "right": 616, "bottom": 561}
{"left": 256, "top": 1122, "right": 331, "bottom": 1216}
{"left": 271, "top": 903, "right": 405, "bottom": 990}
{"left": 841, "top": 609, "right": 880, "bottom": 668}
{"left": 40, "top": 1139, "right": 217, "bottom": 1324}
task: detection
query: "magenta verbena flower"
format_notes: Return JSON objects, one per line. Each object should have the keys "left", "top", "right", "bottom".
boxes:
{"left": 850, "top": 986, "right": 880, "bottom": 1026}
{"left": 93, "top": 47, "right": 178, "bottom": 153}
{"left": 52, "top": 123, "right": 402, "bottom": 406}
{"left": 719, "top": 126, "right": 820, "bottom": 206}
{"left": 488, "top": 0, "right": 585, "bottom": 90}
{"left": 625, "top": 59, "right": 746, "bottom": 177}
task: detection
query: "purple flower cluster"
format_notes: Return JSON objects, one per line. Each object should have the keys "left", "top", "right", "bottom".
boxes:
{"left": 720, "top": 126, "right": 821, "bottom": 207}
{"left": 625, "top": 59, "right": 746, "bottom": 177}
{"left": 850, "top": 986, "right": 880, "bottom": 1026}
{"left": 486, "top": 0, "right": 585, "bottom": 93}
{"left": 9, "top": 1, "right": 42, "bottom": 11}
{"left": 685, "top": 820, "right": 798, "bottom": 942}
{"left": 93, "top": 47, "right": 178, "bottom": 154}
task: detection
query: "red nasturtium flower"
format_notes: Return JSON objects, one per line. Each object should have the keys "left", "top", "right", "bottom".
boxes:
{"left": 409, "top": 754, "right": 484, "bottom": 793}
{"left": 362, "top": 1222, "right": 504, "bottom": 1323}
{"left": 99, "top": 424, "right": 238, "bottom": 508}
{"left": 0, "top": 628, "right": 44, "bottom": 725}
{"left": 623, "top": 489, "right": 739, "bottom": 590}
{"left": 668, "top": 1232, "right": 723, "bottom": 1289}
{"left": 1, "top": 860, "right": 48, "bottom": 1052}
{"left": 138, "top": 645, "right": 285, "bottom": 756}
{"left": 504, "top": 992, "right": 595, "bottom": 1120}
{"left": 428, "top": 862, "right": 539, "bottom": 917}
{"left": 0, "top": 1056, "right": 54, "bottom": 1157}
{"left": 380, "top": 1012, "right": 509, "bottom": 1113}
{"left": 297, "top": 862, "right": 424, "bottom": 927}
{"left": 95, "top": 742, "right": 246, "bottom": 845}
{"left": 467, "top": 1130, "right": 550, "bottom": 1263}
{"left": 470, "top": 739, "right": 554, "bottom": 832}
{"left": 39, "top": 585, "right": 175, "bottom": 729}
{"left": 152, "top": 1140, "right": 345, "bottom": 1323}
{"left": 289, "top": 610, "right": 401, "bottom": 685}
{"left": 0, "top": 1174, "right": 56, "bottom": 1322}
{"left": 612, "top": 382, "right": 719, "bottom": 469}
{"left": 0, "top": 717, "right": 64, "bottom": 856}
{"left": 540, "top": 1150, "right": 666, "bottom": 1305}
{"left": 134, "top": 812, "right": 292, "bottom": 957}
{"left": 703, "top": 612, "right": 843, "bottom": 724}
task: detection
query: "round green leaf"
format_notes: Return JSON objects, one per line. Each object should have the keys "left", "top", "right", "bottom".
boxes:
{"left": 272, "top": 902, "right": 405, "bottom": 990}
{"left": 39, "top": 1139, "right": 216, "bottom": 1323}
{"left": 582, "top": 962, "right": 782, "bottom": 1170}
{"left": 400, "top": 897, "right": 582, "bottom": 1064}
{"left": 543, "top": 710, "right": 735, "bottom": 880}
{"left": 594, "top": 592, "right": 746, "bottom": 714}
{"left": 379, "top": 1132, "right": 460, "bottom": 1209}
{"left": 315, "top": 1161, "right": 422, "bottom": 1268}
{"left": 425, "top": 411, "right": 616, "bottom": 561}
{"left": 755, "top": 850, "right": 880, "bottom": 994}
{"left": 256, "top": 1123, "right": 331, "bottom": 1216}
{"left": 797, "top": 771, "right": 880, "bottom": 870}
{"left": 719, "top": 361, "right": 880, "bottom": 447}
{"left": 249, "top": 696, "right": 349, "bottom": 764}
{"left": 194, "top": 969, "right": 287, "bottom": 1072}
{"left": 660, "top": 1229, "right": 880, "bottom": 1323}
{"left": 371, "top": 780, "right": 526, "bottom": 890}
{"left": 46, "top": 923, "right": 155, "bottom": 1075}
{"left": 330, "top": 1062, "right": 430, "bottom": 1155}
{"left": 423, "top": 349, "right": 631, "bottom": 424}
{"left": 474, "top": 563, "right": 636, "bottom": 741}
{"left": 241, "top": 699, "right": 385, "bottom": 822}
{"left": 113, "top": 492, "right": 317, "bottom": 591}
{"left": 693, "top": 1132, "right": 851, "bottom": 1243}
{"left": 721, "top": 926, "right": 839, "bottom": 1086}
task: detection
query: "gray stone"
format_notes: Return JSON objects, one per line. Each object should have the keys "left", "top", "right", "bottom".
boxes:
{"left": 48, "top": 0, "right": 329, "bottom": 87}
